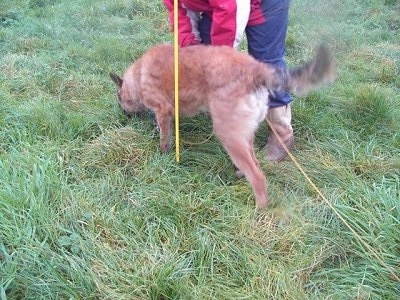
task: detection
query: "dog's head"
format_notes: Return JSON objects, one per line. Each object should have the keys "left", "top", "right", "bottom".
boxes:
{"left": 110, "top": 72, "right": 145, "bottom": 117}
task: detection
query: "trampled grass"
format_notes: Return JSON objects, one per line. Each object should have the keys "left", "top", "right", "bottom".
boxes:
{"left": 1, "top": 0, "right": 399, "bottom": 299}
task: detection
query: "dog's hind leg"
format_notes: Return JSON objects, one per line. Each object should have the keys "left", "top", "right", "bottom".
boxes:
{"left": 210, "top": 101, "right": 268, "bottom": 209}
{"left": 218, "top": 132, "right": 268, "bottom": 209}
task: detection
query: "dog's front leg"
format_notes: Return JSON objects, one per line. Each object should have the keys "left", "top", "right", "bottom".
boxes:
{"left": 155, "top": 112, "right": 173, "bottom": 153}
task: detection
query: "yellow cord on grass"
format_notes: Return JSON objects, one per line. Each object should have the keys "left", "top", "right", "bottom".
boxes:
{"left": 173, "top": 0, "right": 180, "bottom": 162}
{"left": 267, "top": 118, "right": 400, "bottom": 282}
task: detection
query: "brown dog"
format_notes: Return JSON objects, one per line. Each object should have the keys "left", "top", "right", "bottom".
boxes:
{"left": 110, "top": 44, "right": 335, "bottom": 209}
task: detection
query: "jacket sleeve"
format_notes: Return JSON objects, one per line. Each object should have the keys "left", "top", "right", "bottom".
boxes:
{"left": 208, "top": 0, "right": 250, "bottom": 48}
{"left": 163, "top": 0, "right": 201, "bottom": 47}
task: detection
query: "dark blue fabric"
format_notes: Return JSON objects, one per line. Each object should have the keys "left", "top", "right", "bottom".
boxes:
{"left": 197, "top": 0, "right": 292, "bottom": 107}
{"left": 198, "top": 13, "right": 212, "bottom": 45}
{"left": 246, "top": 0, "right": 291, "bottom": 106}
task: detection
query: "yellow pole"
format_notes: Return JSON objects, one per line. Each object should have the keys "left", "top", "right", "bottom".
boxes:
{"left": 173, "top": 0, "right": 180, "bottom": 162}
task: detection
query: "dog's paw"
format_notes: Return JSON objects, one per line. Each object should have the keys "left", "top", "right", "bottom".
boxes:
{"left": 235, "top": 169, "right": 244, "bottom": 178}
{"left": 256, "top": 199, "right": 269, "bottom": 211}
{"left": 160, "top": 142, "right": 172, "bottom": 153}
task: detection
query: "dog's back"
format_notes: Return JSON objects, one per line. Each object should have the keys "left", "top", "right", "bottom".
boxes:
{"left": 123, "top": 44, "right": 267, "bottom": 116}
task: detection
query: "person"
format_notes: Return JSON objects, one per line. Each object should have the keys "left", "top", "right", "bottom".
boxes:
{"left": 163, "top": 0, "right": 293, "bottom": 162}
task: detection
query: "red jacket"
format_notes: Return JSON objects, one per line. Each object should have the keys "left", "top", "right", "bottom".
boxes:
{"left": 163, "top": 0, "right": 265, "bottom": 47}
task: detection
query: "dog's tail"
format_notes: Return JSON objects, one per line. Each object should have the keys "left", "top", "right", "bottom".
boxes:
{"left": 277, "top": 45, "right": 336, "bottom": 95}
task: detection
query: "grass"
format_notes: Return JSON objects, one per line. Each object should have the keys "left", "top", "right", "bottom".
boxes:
{"left": 1, "top": 0, "right": 399, "bottom": 299}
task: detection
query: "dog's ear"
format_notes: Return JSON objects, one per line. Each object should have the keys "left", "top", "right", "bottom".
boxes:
{"left": 110, "top": 73, "right": 123, "bottom": 88}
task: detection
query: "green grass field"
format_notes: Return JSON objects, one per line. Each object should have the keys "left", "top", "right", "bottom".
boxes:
{"left": 1, "top": 0, "right": 399, "bottom": 299}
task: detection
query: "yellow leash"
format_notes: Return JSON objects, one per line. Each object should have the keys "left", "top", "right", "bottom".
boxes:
{"left": 181, "top": 132, "right": 214, "bottom": 146}
{"left": 173, "top": 0, "right": 180, "bottom": 162}
{"left": 267, "top": 118, "right": 400, "bottom": 282}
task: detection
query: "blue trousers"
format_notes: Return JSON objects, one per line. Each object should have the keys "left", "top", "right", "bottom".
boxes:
{"left": 198, "top": 0, "right": 292, "bottom": 107}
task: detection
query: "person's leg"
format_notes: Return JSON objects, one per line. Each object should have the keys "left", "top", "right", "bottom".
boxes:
{"left": 245, "top": 0, "right": 293, "bottom": 162}
{"left": 198, "top": 13, "right": 212, "bottom": 45}
{"left": 265, "top": 104, "right": 294, "bottom": 162}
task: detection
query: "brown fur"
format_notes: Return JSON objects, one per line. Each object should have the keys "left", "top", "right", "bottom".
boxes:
{"left": 110, "top": 44, "right": 335, "bottom": 209}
